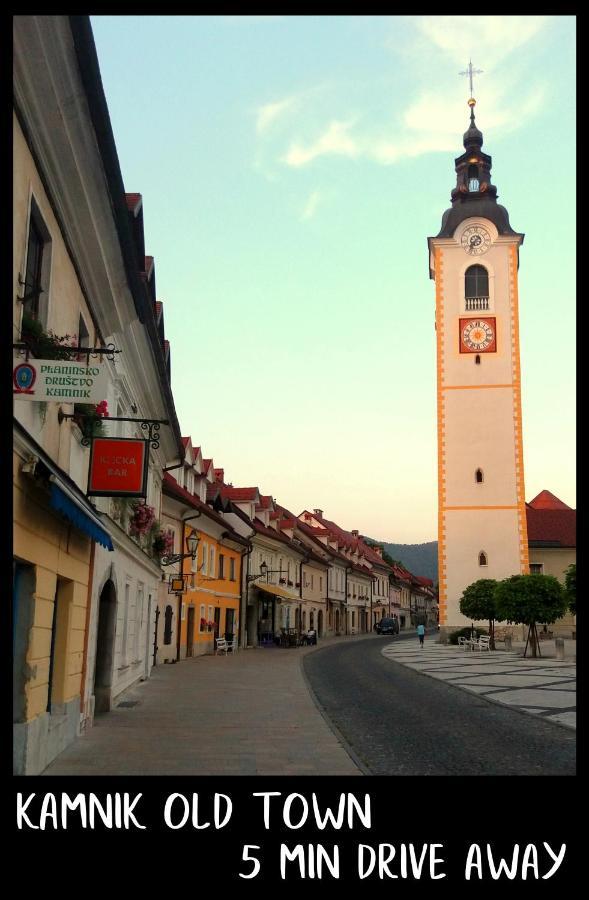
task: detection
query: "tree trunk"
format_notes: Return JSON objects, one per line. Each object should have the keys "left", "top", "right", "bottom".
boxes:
{"left": 489, "top": 618, "right": 495, "bottom": 651}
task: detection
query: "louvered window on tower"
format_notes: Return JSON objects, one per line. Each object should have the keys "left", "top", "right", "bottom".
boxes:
{"left": 465, "top": 265, "right": 489, "bottom": 311}
{"left": 468, "top": 164, "right": 479, "bottom": 192}
{"left": 475, "top": 469, "right": 484, "bottom": 483}
{"left": 479, "top": 552, "right": 488, "bottom": 567}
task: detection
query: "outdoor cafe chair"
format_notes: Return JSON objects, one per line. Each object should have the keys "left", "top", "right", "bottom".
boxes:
{"left": 476, "top": 635, "right": 491, "bottom": 651}
{"left": 457, "top": 636, "right": 470, "bottom": 650}
{"left": 216, "top": 637, "right": 228, "bottom": 655}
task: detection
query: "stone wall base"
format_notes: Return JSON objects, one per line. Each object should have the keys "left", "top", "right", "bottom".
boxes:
{"left": 13, "top": 696, "right": 80, "bottom": 775}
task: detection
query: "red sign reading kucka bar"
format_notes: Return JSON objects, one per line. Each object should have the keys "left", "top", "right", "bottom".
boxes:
{"left": 88, "top": 437, "right": 149, "bottom": 497}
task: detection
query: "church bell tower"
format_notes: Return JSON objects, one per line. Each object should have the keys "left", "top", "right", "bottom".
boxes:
{"left": 428, "top": 75, "right": 529, "bottom": 635}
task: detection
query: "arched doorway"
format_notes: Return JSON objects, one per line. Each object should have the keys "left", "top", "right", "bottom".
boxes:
{"left": 317, "top": 610, "right": 323, "bottom": 637}
{"left": 93, "top": 579, "right": 117, "bottom": 714}
{"left": 335, "top": 609, "right": 340, "bottom": 635}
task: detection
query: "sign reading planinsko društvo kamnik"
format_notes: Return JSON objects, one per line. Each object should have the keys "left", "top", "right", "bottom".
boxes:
{"left": 13, "top": 358, "right": 109, "bottom": 404}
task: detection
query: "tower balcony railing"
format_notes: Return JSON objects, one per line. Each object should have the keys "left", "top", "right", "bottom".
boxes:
{"left": 465, "top": 296, "right": 489, "bottom": 311}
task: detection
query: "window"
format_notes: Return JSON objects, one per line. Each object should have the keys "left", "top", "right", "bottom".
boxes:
{"left": 200, "top": 604, "right": 206, "bottom": 631}
{"left": 465, "top": 265, "right": 489, "bottom": 299}
{"left": 210, "top": 546, "right": 215, "bottom": 577}
{"left": 202, "top": 543, "right": 208, "bottom": 575}
{"left": 479, "top": 551, "right": 488, "bottom": 567}
{"left": 530, "top": 563, "right": 544, "bottom": 575}
{"left": 320, "top": 576, "right": 323, "bottom": 592}
{"left": 229, "top": 557, "right": 235, "bottom": 581}
{"left": 134, "top": 585, "right": 144, "bottom": 662}
{"left": 218, "top": 554, "right": 225, "bottom": 579}
{"left": 77, "top": 313, "right": 90, "bottom": 359}
{"left": 475, "top": 468, "right": 484, "bottom": 483}
{"left": 475, "top": 354, "right": 481, "bottom": 365}
{"left": 22, "top": 199, "right": 51, "bottom": 324}
{"left": 164, "top": 605, "right": 173, "bottom": 644}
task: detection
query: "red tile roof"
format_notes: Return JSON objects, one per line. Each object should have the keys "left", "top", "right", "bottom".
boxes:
{"left": 125, "top": 192, "right": 142, "bottom": 211}
{"left": 526, "top": 506, "right": 576, "bottom": 548}
{"left": 202, "top": 459, "right": 213, "bottom": 474}
{"left": 219, "top": 486, "right": 259, "bottom": 502}
{"left": 181, "top": 437, "right": 190, "bottom": 447}
{"left": 162, "top": 473, "right": 237, "bottom": 532}
{"left": 528, "top": 490, "right": 572, "bottom": 511}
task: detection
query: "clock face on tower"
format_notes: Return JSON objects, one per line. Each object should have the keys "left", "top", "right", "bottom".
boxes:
{"left": 461, "top": 225, "right": 491, "bottom": 255}
{"left": 459, "top": 317, "right": 497, "bottom": 353}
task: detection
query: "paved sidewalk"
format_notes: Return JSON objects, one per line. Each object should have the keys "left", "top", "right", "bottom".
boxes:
{"left": 381, "top": 637, "right": 576, "bottom": 731}
{"left": 42, "top": 636, "right": 369, "bottom": 776}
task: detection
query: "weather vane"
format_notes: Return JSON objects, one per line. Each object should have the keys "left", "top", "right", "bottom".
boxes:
{"left": 459, "top": 59, "right": 483, "bottom": 103}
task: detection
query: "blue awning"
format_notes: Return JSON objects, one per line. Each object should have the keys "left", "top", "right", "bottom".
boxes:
{"left": 50, "top": 482, "right": 114, "bottom": 551}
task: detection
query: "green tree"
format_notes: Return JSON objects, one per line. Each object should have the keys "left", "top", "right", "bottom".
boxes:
{"left": 564, "top": 564, "right": 576, "bottom": 616}
{"left": 459, "top": 579, "right": 499, "bottom": 649}
{"left": 494, "top": 574, "right": 567, "bottom": 658}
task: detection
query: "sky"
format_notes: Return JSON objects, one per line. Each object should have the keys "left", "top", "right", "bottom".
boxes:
{"left": 91, "top": 15, "right": 575, "bottom": 543}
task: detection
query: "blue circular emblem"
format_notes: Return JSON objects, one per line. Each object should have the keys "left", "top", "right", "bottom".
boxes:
{"left": 13, "top": 363, "right": 37, "bottom": 393}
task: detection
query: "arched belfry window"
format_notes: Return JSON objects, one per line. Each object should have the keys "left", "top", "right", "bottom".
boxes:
{"left": 479, "top": 551, "right": 488, "bottom": 567}
{"left": 465, "top": 265, "right": 488, "bottom": 298}
{"left": 475, "top": 354, "right": 481, "bottom": 365}
{"left": 468, "top": 164, "right": 479, "bottom": 192}
{"left": 465, "top": 265, "right": 489, "bottom": 311}
{"left": 475, "top": 469, "right": 484, "bottom": 483}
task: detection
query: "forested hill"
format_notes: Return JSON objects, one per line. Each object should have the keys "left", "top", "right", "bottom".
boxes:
{"left": 372, "top": 541, "right": 438, "bottom": 583}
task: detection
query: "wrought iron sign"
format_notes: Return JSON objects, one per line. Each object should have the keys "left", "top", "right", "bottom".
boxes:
{"left": 168, "top": 575, "right": 189, "bottom": 594}
{"left": 13, "top": 342, "right": 121, "bottom": 365}
{"left": 58, "top": 411, "right": 169, "bottom": 450}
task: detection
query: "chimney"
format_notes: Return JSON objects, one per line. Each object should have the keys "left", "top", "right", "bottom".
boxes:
{"left": 373, "top": 546, "right": 383, "bottom": 558}
{"left": 351, "top": 529, "right": 359, "bottom": 538}
{"left": 314, "top": 509, "right": 323, "bottom": 519}
{"left": 214, "top": 468, "right": 224, "bottom": 483}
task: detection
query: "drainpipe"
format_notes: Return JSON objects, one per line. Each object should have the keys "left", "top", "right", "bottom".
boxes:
{"left": 325, "top": 564, "right": 330, "bottom": 634}
{"left": 240, "top": 543, "right": 252, "bottom": 648}
{"left": 370, "top": 577, "right": 374, "bottom": 633}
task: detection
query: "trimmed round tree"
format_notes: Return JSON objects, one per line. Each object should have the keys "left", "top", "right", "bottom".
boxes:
{"left": 494, "top": 574, "right": 567, "bottom": 658}
{"left": 459, "top": 579, "right": 499, "bottom": 649}
{"left": 564, "top": 564, "right": 576, "bottom": 616}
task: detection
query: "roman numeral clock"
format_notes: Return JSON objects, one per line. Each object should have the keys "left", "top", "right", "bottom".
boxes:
{"left": 427, "top": 81, "right": 529, "bottom": 637}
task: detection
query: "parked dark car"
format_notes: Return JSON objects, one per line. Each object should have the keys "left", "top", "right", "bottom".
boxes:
{"left": 375, "top": 617, "right": 399, "bottom": 635}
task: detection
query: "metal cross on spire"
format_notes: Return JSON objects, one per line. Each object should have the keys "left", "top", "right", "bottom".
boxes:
{"left": 459, "top": 60, "right": 483, "bottom": 100}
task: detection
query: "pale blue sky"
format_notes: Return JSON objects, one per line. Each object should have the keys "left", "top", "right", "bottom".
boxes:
{"left": 91, "top": 15, "right": 575, "bottom": 542}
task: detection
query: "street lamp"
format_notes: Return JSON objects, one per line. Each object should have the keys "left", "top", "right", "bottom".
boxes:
{"left": 160, "top": 530, "right": 200, "bottom": 567}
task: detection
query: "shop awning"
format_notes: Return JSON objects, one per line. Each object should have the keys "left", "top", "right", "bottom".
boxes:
{"left": 49, "top": 479, "right": 114, "bottom": 551}
{"left": 255, "top": 581, "right": 298, "bottom": 601}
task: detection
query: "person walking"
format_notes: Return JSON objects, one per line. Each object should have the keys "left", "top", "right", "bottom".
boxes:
{"left": 417, "top": 622, "right": 425, "bottom": 648}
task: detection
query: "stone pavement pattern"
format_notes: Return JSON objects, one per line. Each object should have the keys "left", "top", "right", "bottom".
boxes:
{"left": 43, "top": 638, "right": 363, "bottom": 776}
{"left": 382, "top": 637, "right": 576, "bottom": 730}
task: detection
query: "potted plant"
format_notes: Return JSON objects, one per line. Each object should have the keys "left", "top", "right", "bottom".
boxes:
{"left": 129, "top": 501, "right": 156, "bottom": 539}
{"left": 153, "top": 528, "right": 174, "bottom": 559}
{"left": 73, "top": 400, "right": 109, "bottom": 440}
{"left": 20, "top": 314, "right": 78, "bottom": 360}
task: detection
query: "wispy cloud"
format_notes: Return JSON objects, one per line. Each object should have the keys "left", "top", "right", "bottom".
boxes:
{"left": 255, "top": 15, "right": 551, "bottom": 172}
{"left": 256, "top": 96, "right": 299, "bottom": 134}
{"left": 284, "top": 119, "right": 360, "bottom": 167}
{"left": 300, "top": 190, "right": 322, "bottom": 221}
{"left": 415, "top": 15, "right": 547, "bottom": 67}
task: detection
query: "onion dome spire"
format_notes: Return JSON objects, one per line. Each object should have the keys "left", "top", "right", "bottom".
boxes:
{"left": 432, "top": 63, "right": 520, "bottom": 239}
